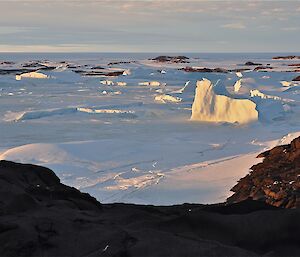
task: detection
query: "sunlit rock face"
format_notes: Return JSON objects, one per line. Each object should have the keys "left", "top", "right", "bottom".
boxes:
{"left": 228, "top": 136, "right": 300, "bottom": 208}
{"left": 191, "top": 79, "right": 258, "bottom": 124}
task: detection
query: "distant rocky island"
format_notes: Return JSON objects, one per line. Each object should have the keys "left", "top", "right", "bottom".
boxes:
{"left": 0, "top": 137, "right": 300, "bottom": 256}
{"left": 273, "top": 55, "right": 300, "bottom": 60}
{"left": 151, "top": 55, "right": 190, "bottom": 63}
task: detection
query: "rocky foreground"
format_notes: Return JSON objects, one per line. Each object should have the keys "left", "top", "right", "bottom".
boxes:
{"left": 1, "top": 138, "right": 300, "bottom": 256}
{"left": 228, "top": 136, "right": 300, "bottom": 208}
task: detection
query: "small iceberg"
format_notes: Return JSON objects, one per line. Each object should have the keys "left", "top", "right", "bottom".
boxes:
{"left": 100, "top": 80, "right": 114, "bottom": 86}
{"left": 16, "top": 71, "right": 48, "bottom": 81}
{"left": 236, "top": 72, "right": 243, "bottom": 78}
{"left": 116, "top": 82, "right": 127, "bottom": 86}
{"left": 233, "top": 79, "right": 242, "bottom": 93}
{"left": 139, "top": 81, "right": 164, "bottom": 87}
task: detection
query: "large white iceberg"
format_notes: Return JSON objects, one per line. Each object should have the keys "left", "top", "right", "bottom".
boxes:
{"left": 16, "top": 71, "right": 48, "bottom": 81}
{"left": 191, "top": 79, "right": 258, "bottom": 124}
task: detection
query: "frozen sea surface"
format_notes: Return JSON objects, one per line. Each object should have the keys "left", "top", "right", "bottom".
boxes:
{"left": 0, "top": 52, "right": 300, "bottom": 204}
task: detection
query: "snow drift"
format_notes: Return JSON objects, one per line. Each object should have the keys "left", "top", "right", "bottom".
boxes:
{"left": 191, "top": 79, "right": 258, "bottom": 124}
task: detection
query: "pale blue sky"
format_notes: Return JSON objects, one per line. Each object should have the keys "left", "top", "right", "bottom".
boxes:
{"left": 0, "top": 0, "right": 299, "bottom": 52}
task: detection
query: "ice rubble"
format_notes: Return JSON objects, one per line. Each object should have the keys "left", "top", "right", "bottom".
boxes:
{"left": 100, "top": 80, "right": 114, "bottom": 86}
{"left": 170, "top": 81, "right": 190, "bottom": 94}
{"left": 250, "top": 89, "right": 281, "bottom": 100}
{"left": 16, "top": 71, "right": 48, "bottom": 81}
{"left": 191, "top": 79, "right": 258, "bottom": 124}
{"left": 154, "top": 94, "right": 182, "bottom": 103}
{"left": 138, "top": 81, "right": 165, "bottom": 87}
{"left": 280, "top": 81, "right": 300, "bottom": 88}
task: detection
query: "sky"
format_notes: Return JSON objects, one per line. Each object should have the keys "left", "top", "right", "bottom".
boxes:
{"left": 0, "top": 0, "right": 299, "bottom": 52}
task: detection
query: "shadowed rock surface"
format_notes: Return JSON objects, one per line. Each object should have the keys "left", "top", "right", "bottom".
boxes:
{"left": 245, "top": 61, "right": 263, "bottom": 66}
{"left": 228, "top": 136, "right": 300, "bottom": 208}
{"left": 292, "top": 76, "right": 300, "bottom": 81}
{"left": 0, "top": 160, "right": 299, "bottom": 257}
{"left": 253, "top": 66, "right": 274, "bottom": 71}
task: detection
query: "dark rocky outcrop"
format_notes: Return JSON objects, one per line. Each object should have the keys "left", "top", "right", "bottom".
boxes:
{"left": 73, "top": 70, "right": 124, "bottom": 77}
{"left": 273, "top": 56, "right": 300, "bottom": 60}
{"left": 180, "top": 66, "right": 228, "bottom": 73}
{"left": 292, "top": 76, "right": 300, "bottom": 81}
{"left": 230, "top": 68, "right": 252, "bottom": 72}
{"left": 90, "top": 66, "right": 105, "bottom": 70}
{"left": 0, "top": 160, "right": 299, "bottom": 256}
{"left": 288, "top": 63, "right": 300, "bottom": 67}
{"left": 0, "top": 61, "right": 15, "bottom": 65}
{"left": 151, "top": 56, "right": 190, "bottom": 63}
{"left": 108, "top": 61, "right": 136, "bottom": 66}
{"left": 253, "top": 66, "right": 274, "bottom": 71}
{"left": 245, "top": 61, "right": 262, "bottom": 66}
{"left": 0, "top": 69, "right": 37, "bottom": 75}
{"left": 228, "top": 136, "right": 300, "bottom": 209}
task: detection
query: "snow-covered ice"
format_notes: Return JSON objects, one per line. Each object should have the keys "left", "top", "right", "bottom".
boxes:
{"left": 1, "top": 52, "right": 300, "bottom": 204}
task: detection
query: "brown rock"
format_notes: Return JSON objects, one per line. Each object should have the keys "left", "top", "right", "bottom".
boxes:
{"left": 292, "top": 76, "right": 300, "bottom": 81}
{"left": 228, "top": 136, "right": 300, "bottom": 208}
